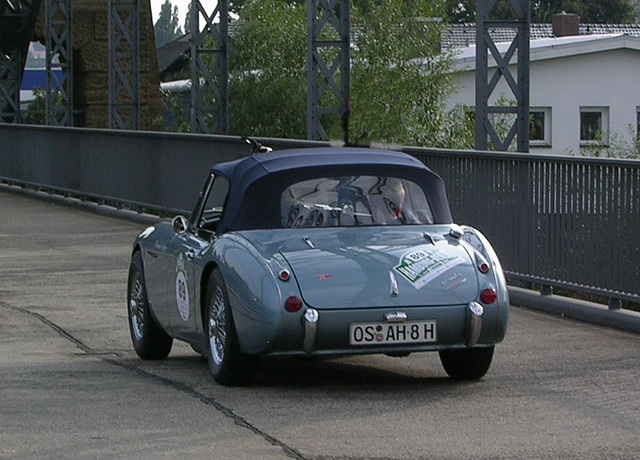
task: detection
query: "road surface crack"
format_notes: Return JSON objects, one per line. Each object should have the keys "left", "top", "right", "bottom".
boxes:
{"left": 0, "top": 301, "right": 308, "bottom": 460}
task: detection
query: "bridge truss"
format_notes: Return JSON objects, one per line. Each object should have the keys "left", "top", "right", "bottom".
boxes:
{"left": 307, "top": 0, "right": 350, "bottom": 142}
{"left": 0, "top": 0, "right": 42, "bottom": 123}
{"left": 108, "top": 0, "right": 141, "bottom": 130}
{"left": 3, "top": 0, "right": 531, "bottom": 147}
{"left": 475, "top": 0, "right": 531, "bottom": 152}
{"left": 190, "top": 0, "right": 229, "bottom": 134}
{"left": 46, "top": 0, "right": 73, "bottom": 126}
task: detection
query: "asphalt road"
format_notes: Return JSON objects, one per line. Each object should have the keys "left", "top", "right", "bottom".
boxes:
{"left": 1, "top": 191, "right": 639, "bottom": 459}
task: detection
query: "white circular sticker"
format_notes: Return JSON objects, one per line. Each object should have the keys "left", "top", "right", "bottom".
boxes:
{"left": 175, "top": 271, "right": 190, "bottom": 321}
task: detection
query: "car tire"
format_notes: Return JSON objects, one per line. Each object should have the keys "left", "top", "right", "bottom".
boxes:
{"left": 439, "top": 346, "right": 494, "bottom": 380}
{"left": 127, "top": 252, "right": 173, "bottom": 360}
{"left": 205, "top": 269, "right": 258, "bottom": 386}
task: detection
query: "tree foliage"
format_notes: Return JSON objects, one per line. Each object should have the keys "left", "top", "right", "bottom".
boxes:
{"left": 226, "top": 0, "right": 473, "bottom": 148}
{"left": 229, "top": 0, "right": 308, "bottom": 138}
{"left": 154, "top": 0, "right": 183, "bottom": 47}
{"left": 347, "top": 0, "right": 470, "bottom": 148}
{"left": 445, "top": 0, "right": 637, "bottom": 23}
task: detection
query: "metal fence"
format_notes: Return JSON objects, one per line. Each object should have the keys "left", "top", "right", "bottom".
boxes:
{"left": 407, "top": 147, "right": 640, "bottom": 305}
{"left": 1, "top": 124, "right": 639, "bottom": 305}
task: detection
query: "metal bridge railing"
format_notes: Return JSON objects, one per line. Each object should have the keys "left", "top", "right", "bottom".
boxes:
{"left": 407, "top": 147, "right": 640, "bottom": 306}
{"left": 1, "top": 124, "right": 638, "bottom": 308}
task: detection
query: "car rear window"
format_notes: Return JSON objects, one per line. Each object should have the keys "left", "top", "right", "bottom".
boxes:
{"left": 281, "top": 176, "right": 434, "bottom": 228}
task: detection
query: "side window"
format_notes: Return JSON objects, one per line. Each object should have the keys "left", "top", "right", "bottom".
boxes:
{"left": 580, "top": 107, "right": 609, "bottom": 145}
{"left": 199, "top": 176, "right": 229, "bottom": 231}
{"left": 530, "top": 108, "right": 551, "bottom": 147}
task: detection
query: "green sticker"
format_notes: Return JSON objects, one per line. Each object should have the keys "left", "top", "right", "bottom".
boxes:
{"left": 394, "top": 247, "right": 464, "bottom": 289}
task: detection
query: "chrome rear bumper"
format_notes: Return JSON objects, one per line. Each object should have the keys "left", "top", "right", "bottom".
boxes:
{"left": 303, "top": 308, "right": 319, "bottom": 354}
{"left": 465, "top": 301, "right": 484, "bottom": 347}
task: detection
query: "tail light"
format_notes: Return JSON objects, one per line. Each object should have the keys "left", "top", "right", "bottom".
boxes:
{"left": 475, "top": 253, "right": 491, "bottom": 274}
{"left": 478, "top": 261, "right": 490, "bottom": 274}
{"left": 285, "top": 296, "right": 303, "bottom": 312}
{"left": 480, "top": 287, "right": 497, "bottom": 304}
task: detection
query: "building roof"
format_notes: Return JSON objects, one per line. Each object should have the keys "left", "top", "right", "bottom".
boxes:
{"left": 452, "top": 33, "right": 640, "bottom": 71}
{"left": 442, "top": 23, "right": 640, "bottom": 50}
{"left": 156, "top": 34, "right": 190, "bottom": 80}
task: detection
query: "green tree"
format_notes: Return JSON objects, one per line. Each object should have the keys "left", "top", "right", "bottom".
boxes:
{"left": 226, "top": 0, "right": 471, "bottom": 148}
{"left": 346, "top": 0, "right": 469, "bottom": 148}
{"left": 229, "top": 0, "right": 308, "bottom": 138}
{"left": 184, "top": 5, "right": 191, "bottom": 35}
{"left": 155, "top": 0, "right": 183, "bottom": 47}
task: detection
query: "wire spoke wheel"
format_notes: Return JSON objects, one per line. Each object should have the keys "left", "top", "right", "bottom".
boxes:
{"left": 126, "top": 252, "right": 173, "bottom": 360}
{"left": 129, "top": 275, "right": 146, "bottom": 341}
{"left": 205, "top": 269, "right": 258, "bottom": 385}
{"left": 208, "top": 286, "right": 227, "bottom": 366}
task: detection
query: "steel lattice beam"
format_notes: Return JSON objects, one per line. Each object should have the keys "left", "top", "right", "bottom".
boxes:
{"left": 0, "top": 48, "right": 22, "bottom": 123}
{"left": 45, "top": 0, "right": 73, "bottom": 126}
{"left": 109, "top": 0, "right": 141, "bottom": 130}
{"left": 190, "top": 0, "right": 228, "bottom": 134}
{"left": 307, "top": 0, "right": 350, "bottom": 142}
{"left": 0, "top": 0, "right": 42, "bottom": 123}
{"left": 475, "top": 0, "right": 530, "bottom": 152}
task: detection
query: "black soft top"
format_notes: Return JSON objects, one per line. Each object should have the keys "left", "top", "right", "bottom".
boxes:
{"left": 211, "top": 147, "right": 452, "bottom": 232}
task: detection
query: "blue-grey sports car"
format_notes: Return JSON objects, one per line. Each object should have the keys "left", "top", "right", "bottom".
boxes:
{"left": 127, "top": 147, "right": 509, "bottom": 385}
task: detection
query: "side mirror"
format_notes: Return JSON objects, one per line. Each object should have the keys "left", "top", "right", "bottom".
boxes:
{"left": 172, "top": 215, "right": 189, "bottom": 234}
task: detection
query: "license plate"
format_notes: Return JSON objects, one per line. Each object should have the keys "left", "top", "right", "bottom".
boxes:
{"left": 349, "top": 320, "right": 437, "bottom": 346}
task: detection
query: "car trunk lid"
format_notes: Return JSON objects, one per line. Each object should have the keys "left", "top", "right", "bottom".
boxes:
{"left": 264, "top": 227, "right": 480, "bottom": 309}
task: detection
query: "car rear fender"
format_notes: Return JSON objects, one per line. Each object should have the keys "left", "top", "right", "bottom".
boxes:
{"left": 208, "top": 233, "right": 305, "bottom": 355}
{"left": 460, "top": 226, "right": 510, "bottom": 341}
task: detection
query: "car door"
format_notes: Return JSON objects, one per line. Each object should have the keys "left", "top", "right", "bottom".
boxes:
{"left": 166, "top": 231, "right": 207, "bottom": 342}
{"left": 166, "top": 174, "right": 230, "bottom": 342}
{"left": 141, "top": 225, "right": 176, "bottom": 327}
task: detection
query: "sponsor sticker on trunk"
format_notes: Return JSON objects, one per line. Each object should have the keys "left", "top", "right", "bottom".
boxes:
{"left": 394, "top": 247, "right": 465, "bottom": 289}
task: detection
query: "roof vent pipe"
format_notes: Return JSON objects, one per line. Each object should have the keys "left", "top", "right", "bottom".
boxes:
{"left": 552, "top": 12, "right": 580, "bottom": 37}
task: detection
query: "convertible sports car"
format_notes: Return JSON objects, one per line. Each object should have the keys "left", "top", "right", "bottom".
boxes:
{"left": 127, "top": 146, "right": 509, "bottom": 385}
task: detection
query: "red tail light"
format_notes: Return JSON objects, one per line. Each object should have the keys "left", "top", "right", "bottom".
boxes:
{"left": 285, "top": 296, "right": 303, "bottom": 312}
{"left": 480, "top": 287, "right": 497, "bottom": 304}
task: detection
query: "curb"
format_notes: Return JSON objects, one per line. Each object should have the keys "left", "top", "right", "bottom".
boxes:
{"left": 508, "top": 286, "right": 640, "bottom": 334}
{"left": 1, "top": 183, "right": 162, "bottom": 227}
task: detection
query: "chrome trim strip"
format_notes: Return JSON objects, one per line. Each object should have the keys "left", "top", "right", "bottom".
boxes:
{"left": 303, "top": 308, "right": 319, "bottom": 354}
{"left": 389, "top": 271, "right": 399, "bottom": 297}
{"left": 303, "top": 236, "right": 315, "bottom": 249}
{"left": 423, "top": 232, "right": 436, "bottom": 245}
{"left": 385, "top": 311, "right": 408, "bottom": 323}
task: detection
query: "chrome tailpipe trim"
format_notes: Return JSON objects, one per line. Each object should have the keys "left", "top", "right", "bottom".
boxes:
{"left": 465, "top": 301, "right": 484, "bottom": 348}
{"left": 303, "top": 308, "right": 319, "bottom": 354}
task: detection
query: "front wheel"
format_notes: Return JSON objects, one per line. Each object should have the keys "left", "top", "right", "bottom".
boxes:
{"left": 127, "top": 252, "right": 173, "bottom": 360}
{"left": 205, "top": 269, "right": 258, "bottom": 386}
{"left": 439, "top": 346, "right": 494, "bottom": 380}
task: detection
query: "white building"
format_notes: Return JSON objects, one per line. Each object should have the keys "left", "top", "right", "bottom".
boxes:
{"left": 447, "top": 32, "right": 640, "bottom": 155}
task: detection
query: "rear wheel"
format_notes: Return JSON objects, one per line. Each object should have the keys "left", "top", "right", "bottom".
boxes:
{"left": 127, "top": 252, "right": 173, "bottom": 359}
{"left": 439, "top": 346, "right": 494, "bottom": 380}
{"left": 205, "top": 269, "right": 258, "bottom": 385}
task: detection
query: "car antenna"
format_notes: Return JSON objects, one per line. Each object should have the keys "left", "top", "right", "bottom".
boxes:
{"left": 243, "top": 137, "right": 273, "bottom": 154}
{"left": 341, "top": 103, "right": 368, "bottom": 148}
{"left": 341, "top": 105, "right": 350, "bottom": 146}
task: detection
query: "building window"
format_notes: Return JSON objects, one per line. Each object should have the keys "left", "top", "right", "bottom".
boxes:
{"left": 580, "top": 107, "right": 609, "bottom": 145}
{"left": 530, "top": 108, "right": 551, "bottom": 147}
